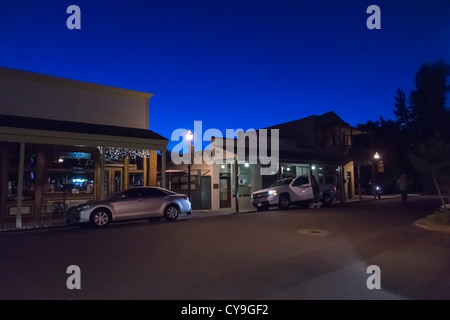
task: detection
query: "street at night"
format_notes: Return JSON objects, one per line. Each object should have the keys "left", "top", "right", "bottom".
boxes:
{"left": 1, "top": 1, "right": 449, "bottom": 308}
{"left": 1, "top": 196, "right": 449, "bottom": 301}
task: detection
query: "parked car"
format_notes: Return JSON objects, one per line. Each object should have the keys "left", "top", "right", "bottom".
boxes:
{"left": 66, "top": 187, "right": 192, "bottom": 227}
{"left": 251, "top": 175, "right": 335, "bottom": 211}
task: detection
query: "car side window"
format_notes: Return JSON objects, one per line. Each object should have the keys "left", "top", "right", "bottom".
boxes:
{"left": 300, "top": 176, "right": 310, "bottom": 185}
{"left": 293, "top": 176, "right": 309, "bottom": 186}
{"left": 140, "top": 188, "right": 166, "bottom": 198}
{"left": 121, "top": 189, "right": 140, "bottom": 199}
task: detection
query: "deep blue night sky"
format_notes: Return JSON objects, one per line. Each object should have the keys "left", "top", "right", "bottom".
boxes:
{"left": 0, "top": 0, "right": 449, "bottom": 149}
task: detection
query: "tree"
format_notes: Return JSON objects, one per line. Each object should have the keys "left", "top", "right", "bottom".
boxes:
{"left": 410, "top": 135, "right": 450, "bottom": 212}
{"left": 409, "top": 60, "right": 450, "bottom": 141}
{"left": 393, "top": 88, "right": 411, "bottom": 130}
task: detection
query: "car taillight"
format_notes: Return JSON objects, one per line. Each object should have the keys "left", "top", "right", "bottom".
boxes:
{"left": 182, "top": 196, "right": 188, "bottom": 200}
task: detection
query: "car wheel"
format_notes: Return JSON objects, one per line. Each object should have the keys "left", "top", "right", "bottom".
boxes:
{"left": 279, "top": 196, "right": 290, "bottom": 210}
{"left": 322, "top": 194, "right": 332, "bottom": 206}
{"left": 164, "top": 205, "right": 179, "bottom": 221}
{"left": 90, "top": 209, "right": 111, "bottom": 227}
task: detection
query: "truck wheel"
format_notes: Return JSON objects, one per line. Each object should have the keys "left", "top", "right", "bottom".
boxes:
{"left": 322, "top": 194, "right": 332, "bottom": 206}
{"left": 279, "top": 196, "right": 290, "bottom": 210}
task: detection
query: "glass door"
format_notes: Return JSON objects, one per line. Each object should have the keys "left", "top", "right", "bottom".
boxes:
{"left": 104, "top": 168, "right": 123, "bottom": 197}
{"left": 219, "top": 174, "right": 231, "bottom": 208}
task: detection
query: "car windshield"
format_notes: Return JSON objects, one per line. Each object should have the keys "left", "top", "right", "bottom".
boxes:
{"left": 270, "top": 178, "right": 293, "bottom": 187}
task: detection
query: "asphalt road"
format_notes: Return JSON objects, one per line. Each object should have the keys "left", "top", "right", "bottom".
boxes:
{"left": 0, "top": 195, "right": 449, "bottom": 301}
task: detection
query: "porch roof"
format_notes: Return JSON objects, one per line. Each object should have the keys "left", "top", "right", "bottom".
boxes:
{"left": 0, "top": 114, "right": 168, "bottom": 150}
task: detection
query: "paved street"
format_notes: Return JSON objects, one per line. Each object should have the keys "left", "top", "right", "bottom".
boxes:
{"left": 0, "top": 195, "right": 449, "bottom": 300}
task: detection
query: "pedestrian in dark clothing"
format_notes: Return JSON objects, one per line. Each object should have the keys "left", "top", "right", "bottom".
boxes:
{"left": 311, "top": 175, "right": 320, "bottom": 208}
{"left": 396, "top": 174, "right": 409, "bottom": 205}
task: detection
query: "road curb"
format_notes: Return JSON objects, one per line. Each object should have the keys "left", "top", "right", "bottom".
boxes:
{"left": 414, "top": 218, "right": 450, "bottom": 234}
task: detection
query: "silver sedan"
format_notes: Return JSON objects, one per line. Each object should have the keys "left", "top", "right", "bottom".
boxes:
{"left": 66, "top": 187, "right": 192, "bottom": 227}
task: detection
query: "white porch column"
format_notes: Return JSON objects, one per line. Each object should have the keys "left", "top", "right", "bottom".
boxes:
{"left": 99, "top": 146, "right": 105, "bottom": 200}
{"left": 161, "top": 150, "right": 167, "bottom": 189}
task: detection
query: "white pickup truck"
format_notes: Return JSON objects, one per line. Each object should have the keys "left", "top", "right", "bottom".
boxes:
{"left": 251, "top": 175, "right": 336, "bottom": 211}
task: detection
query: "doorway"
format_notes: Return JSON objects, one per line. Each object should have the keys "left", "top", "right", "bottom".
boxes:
{"left": 104, "top": 167, "right": 123, "bottom": 197}
{"left": 346, "top": 171, "right": 352, "bottom": 199}
{"left": 219, "top": 174, "right": 231, "bottom": 208}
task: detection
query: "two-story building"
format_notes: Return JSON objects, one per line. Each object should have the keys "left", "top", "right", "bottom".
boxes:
{"left": 168, "top": 111, "right": 371, "bottom": 211}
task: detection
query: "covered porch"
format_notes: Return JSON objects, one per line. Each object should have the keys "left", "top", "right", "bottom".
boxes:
{"left": 0, "top": 115, "right": 168, "bottom": 231}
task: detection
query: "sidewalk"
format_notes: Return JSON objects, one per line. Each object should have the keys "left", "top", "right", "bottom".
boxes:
{"left": 2, "top": 194, "right": 447, "bottom": 233}
{"left": 0, "top": 195, "right": 404, "bottom": 232}
{"left": 188, "top": 207, "right": 255, "bottom": 219}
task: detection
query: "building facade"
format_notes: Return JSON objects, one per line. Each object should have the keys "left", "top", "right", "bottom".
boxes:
{"left": 167, "top": 112, "right": 370, "bottom": 210}
{"left": 0, "top": 67, "right": 168, "bottom": 230}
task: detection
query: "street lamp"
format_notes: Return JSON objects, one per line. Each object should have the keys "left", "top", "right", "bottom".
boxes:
{"left": 186, "top": 130, "right": 193, "bottom": 200}
{"left": 373, "top": 152, "right": 380, "bottom": 199}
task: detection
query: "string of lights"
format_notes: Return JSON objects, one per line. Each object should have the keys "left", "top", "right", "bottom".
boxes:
{"left": 103, "top": 147, "right": 151, "bottom": 161}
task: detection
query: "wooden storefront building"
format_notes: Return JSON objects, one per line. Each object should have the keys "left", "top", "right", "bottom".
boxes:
{"left": 0, "top": 67, "right": 168, "bottom": 229}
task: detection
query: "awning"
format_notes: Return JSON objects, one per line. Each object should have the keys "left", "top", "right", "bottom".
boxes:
{"left": 0, "top": 115, "right": 168, "bottom": 150}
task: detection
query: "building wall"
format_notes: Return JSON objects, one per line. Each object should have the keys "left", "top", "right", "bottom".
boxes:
{"left": 344, "top": 161, "right": 355, "bottom": 200}
{"left": 0, "top": 67, "right": 152, "bottom": 129}
{"left": 148, "top": 150, "right": 158, "bottom": 186}
{"left": 211, "top": 164, "right": 220, "bottom": 210}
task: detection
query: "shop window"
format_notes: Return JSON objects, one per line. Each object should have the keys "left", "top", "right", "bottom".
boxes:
{"left": 6, "top": 144, "right": 37, "bottom": 201}
{"left": 45, "top": 150, "right": 94, "bottom": 169}
{"left": 281, "top": 165, "right": 296, "bottom": 179}
{"left": 238, "top": 164, "right": 251, "bottom": 196}
{"left": 44, "top": 147, "right": 96, "bottom": 195}
{"left": 128, "top": 157, "right": 144, "bottom": 171}
{"left": 44, "top": 172, "right": 94, "bottom": 194}
{"left": 129, "top": 173, "right": 144, "bottom": 188}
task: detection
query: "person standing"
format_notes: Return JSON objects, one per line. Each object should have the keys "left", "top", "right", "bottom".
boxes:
{"left": 311, "top": 175, "right": 320, "bottom": 208}
{"left": 396, "top": 174, "right": 409, "bottom": 205}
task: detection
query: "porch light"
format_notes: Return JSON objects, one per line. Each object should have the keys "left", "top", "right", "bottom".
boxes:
{"left": 186, "top": 130, "right": 193, "bottom": 200}
{"left": 186, "top": 130, "right": 194, "bottom": 142}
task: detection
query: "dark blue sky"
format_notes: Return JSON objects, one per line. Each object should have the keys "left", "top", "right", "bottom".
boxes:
{"left": 0, "top": 0, "right": 449, "bottom": 149}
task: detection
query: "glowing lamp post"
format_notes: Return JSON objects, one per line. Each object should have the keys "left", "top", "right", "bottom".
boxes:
{"left": 186, "top": 130, "right": 193, "bottom": 200}
{"left": 373, "top": 152, "right": 380, "bottom": 199}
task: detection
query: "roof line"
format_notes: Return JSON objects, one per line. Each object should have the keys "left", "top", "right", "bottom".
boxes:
{"left": 0, "top": 66, "right": 153, "bottom": 100}
{"left": 0, "top": 114, "right": 168, "bottom": 141}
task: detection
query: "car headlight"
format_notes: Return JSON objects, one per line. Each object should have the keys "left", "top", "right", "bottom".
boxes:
{"left": 78, "top": 204, "right": 91, "bottom": 210}
{"left": 268, "top": 190, "right": 277, "bottom": 196}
